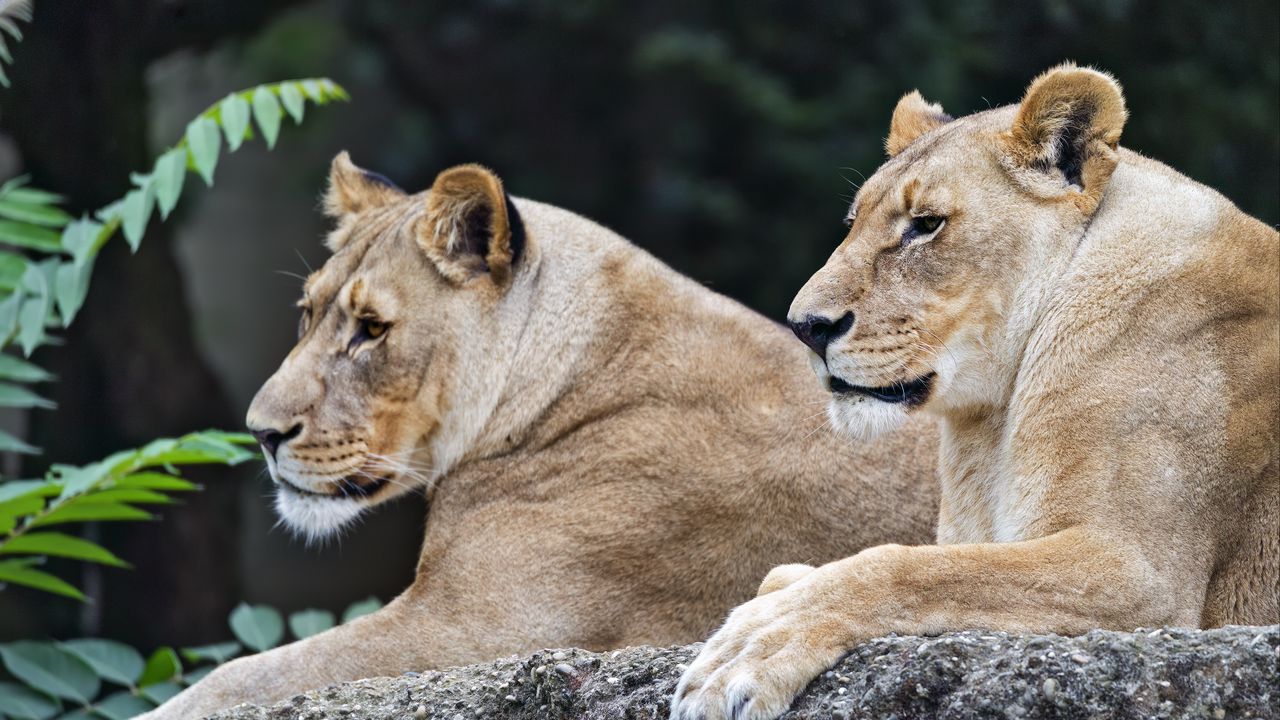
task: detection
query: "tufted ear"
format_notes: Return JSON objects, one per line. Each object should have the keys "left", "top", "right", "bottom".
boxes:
{"left": 1002, "top": 64, "right": 1127, "bottom": 214}
{"left": 886, "top": 90, "right": 952, "bottom": 157}
{"left": 419, "top": 164, "right": 525, "bottom": 286}
{"left": 324, "top": 151, "right": 405, "bottom": 218}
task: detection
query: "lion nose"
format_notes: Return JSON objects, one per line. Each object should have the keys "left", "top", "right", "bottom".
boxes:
{"left": 250, "top": 423, "right": 302, "bottom": 460}
{"left": 788, "top": 312, "right": 854, "bottom": 358}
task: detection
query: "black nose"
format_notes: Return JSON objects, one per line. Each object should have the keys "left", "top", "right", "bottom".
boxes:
{"left": 250, "top": 423, "right": 302, "bottom": 460}
{"left": 789, "top": 312, "right": 854, "bottom": 358}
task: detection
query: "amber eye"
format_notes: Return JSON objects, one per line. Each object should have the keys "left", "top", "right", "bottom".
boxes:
{"left": 360, "top": 318, "right": 387, "bottom": 340}
{"left": 911, "top": 215, "right": 944, "bottom": 234}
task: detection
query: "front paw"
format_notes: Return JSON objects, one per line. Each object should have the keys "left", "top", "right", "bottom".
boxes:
{"left": 670, "top": 571, "right": 856, "bottom": 720}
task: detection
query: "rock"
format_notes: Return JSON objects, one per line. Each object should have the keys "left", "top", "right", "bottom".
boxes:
{"left": 209, "top": 625, "right": 1279, "bottom": 719}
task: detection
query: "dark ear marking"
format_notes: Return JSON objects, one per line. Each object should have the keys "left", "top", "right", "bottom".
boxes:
{"left": 505, "top": 194, "right": 525, "bottom": 268}
{"left": 1004, "top": 64, "right": 1127, "bottom": 214}
{"left": 420, "top": 164, "right": 523, "bottom": 285}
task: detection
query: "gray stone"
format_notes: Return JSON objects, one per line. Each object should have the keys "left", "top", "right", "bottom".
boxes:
{"left": 210, "top": 625, "right": 1279, "bottom": 719}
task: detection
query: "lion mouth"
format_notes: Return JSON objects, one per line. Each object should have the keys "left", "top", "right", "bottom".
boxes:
{"left": 829, "top": 373, "right": 935, "bottom": 405}
{"left": 277, "top": 474, "right": 390, "bottom": 500}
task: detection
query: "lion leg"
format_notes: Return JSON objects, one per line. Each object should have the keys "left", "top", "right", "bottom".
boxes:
{"left": 140, "top": 592, "right": 437, "bottom": 719}
{"left": 673, "top": 527, "right": 1190, "bottom": 720}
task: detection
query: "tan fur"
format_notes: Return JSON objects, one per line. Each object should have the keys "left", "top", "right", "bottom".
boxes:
{"left": 886, "top": 90, "right": 951, "bottom": 157}
{"left": 672, "top": 64, "right": 1279, "bottom": 720}
{"left": 143, "top": 158, "right": 940, "bottom": 719}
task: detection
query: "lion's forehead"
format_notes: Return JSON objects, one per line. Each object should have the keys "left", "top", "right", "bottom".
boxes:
{"left": 306, "top": 203, "right": 425, "bottom": 310}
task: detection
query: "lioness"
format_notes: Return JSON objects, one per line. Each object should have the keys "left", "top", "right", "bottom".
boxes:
{"left": 147, "top": 155, "right": 939, "bottom": 718}
{"left": 672, "top": 64, "right": 1279, "bottom": 720}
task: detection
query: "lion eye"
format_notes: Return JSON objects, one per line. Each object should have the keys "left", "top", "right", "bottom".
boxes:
{"left": 297, "top": 308, "right": 311, "bottom": 340}
{"left": 350, "top": 317, "right": 389, "bottom": 350}
{"left": 361, "top": 318, "right": 387, "bottom": 339}
{"left": 902, "top": 215, "right": 945, "bottom": 247}
{"left": 911, "top": 215, "right": 944, "bottom": 234}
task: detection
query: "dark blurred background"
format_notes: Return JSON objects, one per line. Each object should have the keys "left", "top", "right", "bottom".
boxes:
{"left": 0, "top": 0, "right": 1276, "bottom": 647}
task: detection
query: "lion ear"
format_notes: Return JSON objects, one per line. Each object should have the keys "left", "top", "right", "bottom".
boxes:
{"left": 419, "top": 164, "right": 525, "bottom": 286}
{"left": 886, "top": 90, "right": 952, "bottom": 157}
{"left": 1002, "top": 64, "right": 1127, "bottom": 213}
{"left": 324, "top": 151, "right": 405, "bottom": 218}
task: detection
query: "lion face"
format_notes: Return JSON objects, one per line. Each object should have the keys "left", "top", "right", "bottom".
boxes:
{"left": 246, "top": 156, "right": 528, "bottom": 539}
{"left": 789, "top": 65, "right": 1126, "bottom": 437}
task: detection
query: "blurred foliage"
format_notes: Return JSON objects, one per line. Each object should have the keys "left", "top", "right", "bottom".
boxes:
{"left": 338, "top": 0, "right": 1278, "bottom": 317}
{"left": 0, "top": 77, "right": 347, "bottom": 602}
{"left": 0, "top": 431, "right": 257, "bottom": 601}
{"left": 0, "top": 79, "right": 347, "bottom": 455}
{"left": 0, "top": 596, "right": 381, "bottom": 719}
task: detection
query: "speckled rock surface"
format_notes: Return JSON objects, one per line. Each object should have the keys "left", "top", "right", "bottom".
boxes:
{"left": 210, "top": 624, "right": 1279, "bottom": 719}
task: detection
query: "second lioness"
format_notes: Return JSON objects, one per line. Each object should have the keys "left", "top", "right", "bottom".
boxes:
{"left": 145, "top": 156, "right": 938, "bottom": 718}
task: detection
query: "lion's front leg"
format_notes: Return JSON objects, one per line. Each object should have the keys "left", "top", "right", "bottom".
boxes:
{"left": 140, "top": 593, "right": 433, "bottom": 719}
{"left": 671, "top": 529, "right": 1181, "bottom": 720}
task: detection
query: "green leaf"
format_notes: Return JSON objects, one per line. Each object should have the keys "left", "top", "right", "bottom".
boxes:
{"left": 0, "top": 199, "right": 72, "bottom": 228}
{"left": 116, "top": 473, "right": 197, "bottom": 492}
{"left": 0, "top": 427, "right": 38, "bottom": 455}
{"left": 58, "top": 218, "right": 104, "bottom": 268}
{"left": 0, "top": 533, "right": 128, "bottom": 567}
{"left": 0, "top": 492, "right": 44, "bottom": 529}
{"left": 219, "top": 93, "right": 252, "bottom": 152}
{"left": 59, "top": 640, "right": 145, "bottom": 687}
{"left": 0, "top": 290, "right": 22, "bottom": 340}
{"left": 138, "top": 680, "right": 181, "bottom": 704}
{"left": 0, "top": 16, "right": 24, "bottom": 41}
{"left": 251, "top": 87, "right": 282, "bottom": 150}
{"left": 279, "top": 83, "right": 305, "bottom": 124}
{"left": 92, "top": 691, "right": 154, "bottom": 720}
{"left": 0, "top": 642, "right": 99, "bottom": 703}
{"left": 55, "top": 258, "right": 94, "bottom": 326}
{"left": 0, "top": 382, "right": 54, "bottom": 409}
{"left": 300, "top": 80, "right": 323, "bottom": 102}
{"left": 76, "top": 488, "right": 170, "bottom": 505}
{"left": 3, "top": 188, "right": 66, "bottom": 206}
{"left": 0, "top": 249, "right": 27, "bottom": 290}
{"left": 0, "top": 479, "right": 58, "bottom": 504}
{"left": 185, "top": 117, "right": 221, "bottom": 187}
{"left": 341, "top": 597, "right": 383, "bottom": 623}
{"left": 179, "top": 641, "right": 240, "bottom": 665}
{"left": 0, "top": 560, "right": 84, "bottom": 600}
{"left": 287, "top": 609, "right": 335, "bottom": 639}
{"left": 0, "top": 681, "right": 59, "bottom": 720}
{"left": 152, "top": 149, "right": 187, "bottom": 221}
{"left": 29, "top": 502, "right": 151, "bottom": 528}
{"left": 119, "top": 188, "right": 152, "bottom": 252}
{"left": 0, "top": 220, "right": 61, "bottom": 252}
{"left": 228, "top": 604, "right": 284, "bottom": 652}
{"left": 17, "top": 297, "right": 46, "bottom": 356}
{"left": 51, "top": 462, "right": 109, "bottom": 499}
{"left": 137, "top": 648, "right": 181, "bottom": 688}
{"left": 0, "top": 353, "right": 53, "bottom": 382}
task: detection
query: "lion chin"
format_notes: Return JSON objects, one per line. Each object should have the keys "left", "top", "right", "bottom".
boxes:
{"left": 825, "top": 395, "right": 912, "bottom": 440}
{"left": 273, "top": 487, "right": 368, "bottom": 545}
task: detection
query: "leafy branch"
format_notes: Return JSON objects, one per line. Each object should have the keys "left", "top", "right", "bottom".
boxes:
{"left": 0, "top": 597, "right": 383, "bottom": 720}
{"left": 0, "top": 431, "right": 258, "bottom": 599}
{"left": 0, "top": 77, "right": 348, "bottom": 455}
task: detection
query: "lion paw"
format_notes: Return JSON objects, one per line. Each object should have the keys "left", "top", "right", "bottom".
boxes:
{"left": 670, "top": 574, "right": 850, "bottom": 720}
{"left": 755, "top": 563, "right": 814, "bottom": 596}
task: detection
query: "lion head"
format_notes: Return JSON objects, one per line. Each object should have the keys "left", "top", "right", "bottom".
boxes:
{"left": 246, "top": 155, "right": 530, "bottom": 539}
{"left": 788, "top": 64, "right": 1127, "bottom": 437}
